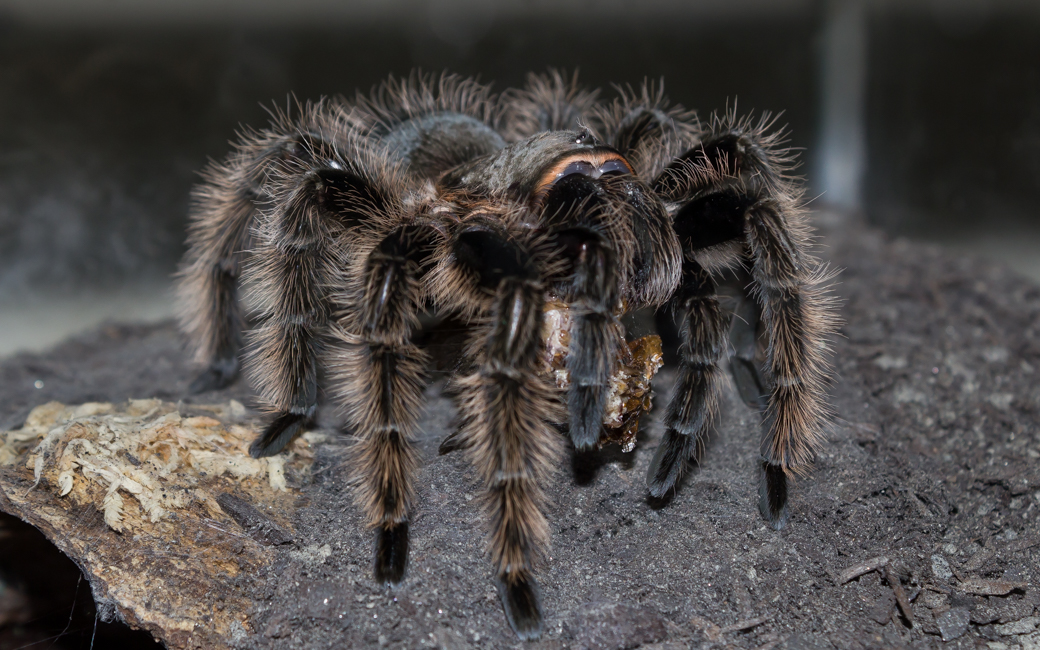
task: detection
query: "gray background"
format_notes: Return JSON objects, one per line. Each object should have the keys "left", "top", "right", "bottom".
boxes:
{"left": 0, "top": 0, "right": 1038, "bottom": 354}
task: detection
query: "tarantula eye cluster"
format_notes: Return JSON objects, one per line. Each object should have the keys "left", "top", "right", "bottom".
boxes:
{"left": 176, "top": 71, "right": 837, "bottom": 640}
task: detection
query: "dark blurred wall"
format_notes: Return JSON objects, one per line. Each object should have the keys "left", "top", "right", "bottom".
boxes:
{"left": 865, "top": 5, "right": 1040, "bottom": 239}
{"left": 0, "top": 0, "right": 1038, "bottom": 308}
{"left": 0, "top": 11, "right": 820, "bottom": 301}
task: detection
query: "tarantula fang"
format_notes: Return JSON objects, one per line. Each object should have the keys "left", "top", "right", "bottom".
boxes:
{"left": 176, "top": 71, "right": 837, "bottom": 640}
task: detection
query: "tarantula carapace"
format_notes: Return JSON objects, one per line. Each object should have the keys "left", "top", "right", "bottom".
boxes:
{"left": 176, "top": 72, "right": 836, "bottom": 640}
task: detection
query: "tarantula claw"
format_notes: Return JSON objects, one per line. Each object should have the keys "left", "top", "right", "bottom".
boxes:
{"left": 249, "top": 411, "right": 309, "bottom": 458}
{"left": 646, "top": 428, "right": 697, "bottom": 498}
{"left": 374, "top": 522, "right": 409, "bottom": 585}
{"left": 496, "top": 571, "right": 543, "bottom": 641}
{"left": 187, "top": 357, "right": 238, "bottom": 394}
{"left": 758, "top": 461, "right": 789, "bottom": 530}
{"left": 437, "top": 428, "right": 468, "bottom": 455}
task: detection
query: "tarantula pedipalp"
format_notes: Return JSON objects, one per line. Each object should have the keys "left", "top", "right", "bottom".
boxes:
{"left": 176, "top": 72, "right": 838, "bottom": 641}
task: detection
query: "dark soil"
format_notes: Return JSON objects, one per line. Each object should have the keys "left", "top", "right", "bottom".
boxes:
{"left": 2, "top": 210, "right": 1039, "bottom": 649}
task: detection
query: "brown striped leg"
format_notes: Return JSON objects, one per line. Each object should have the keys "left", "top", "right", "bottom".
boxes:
{"left": 177, "top": 127, "right": 333, "bottom": 394}
{"left": 328, "top": 224, "right": 432, "bottom": 584}
{"left": 451, "top": 230, "right": 561, "bottom": 641}
{"left": 650, "top": 113, "right": 835, "bottom": 526}
{"left": 647, "top": 259, "right": 728, "bottom": 497}
{"left": 745, "top": 200, "right": 834, "bottom": 529}
{"left": 244, "top": 149, "right": 391, "bottom": 458}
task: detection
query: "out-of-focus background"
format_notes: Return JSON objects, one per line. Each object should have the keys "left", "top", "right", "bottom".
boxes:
{"left": 1, "top": 0, "right": 1038, "bottom": 356}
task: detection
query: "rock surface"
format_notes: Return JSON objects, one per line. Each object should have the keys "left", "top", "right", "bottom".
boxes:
{"left": 1, "top": 211, "right": 1039, "bottom": 648}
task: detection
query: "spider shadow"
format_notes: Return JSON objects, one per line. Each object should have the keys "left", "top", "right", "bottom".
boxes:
{"left": 568, "top": 435, "right": 642, "bottom": 487}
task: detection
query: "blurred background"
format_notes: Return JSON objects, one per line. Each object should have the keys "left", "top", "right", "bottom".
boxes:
{"left": 0, "top": 0, "right": 1038, "bottom": 356}
{"left": 0, "top": 2, "right": 1037, "bottom": 647}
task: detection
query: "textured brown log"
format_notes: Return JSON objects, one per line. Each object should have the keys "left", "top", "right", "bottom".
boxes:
{"left": 0, "top": 400, "right": 318, "bottom": 648}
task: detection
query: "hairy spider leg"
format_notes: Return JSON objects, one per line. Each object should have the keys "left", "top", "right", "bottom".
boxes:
{"left": 648, "top": 115, "right": 836, "bottom": 528}
{"left": 540, "top": 174, "right": 624, "bottom": 450}
{"left": 725, "top": 271, "right": 771, "bottom": 413}
{"left": 540, "top": 168, "right": 679, "bottom": 451}
{"left": 745, "top": 196, "right": 836, "bottom": 528}
{"left": 446, "top": 224, "right": 562, "bottom": 641}
{"left": 647, "top": 258, "right": 728, "bottom": 497}
{"left": 245, "top": 135, "right": 394, "bottom": 458}
{"left": 499, "top": 69, "right": 600, "bottom": 141}
{"left": 327, "top": 223, "right": 434, "bottom": 585}
{"left": 560, "top": 229, "right": 621, "bottom": 451}
{"left": 177, "top": 124, "right": 340, "bottom": 394}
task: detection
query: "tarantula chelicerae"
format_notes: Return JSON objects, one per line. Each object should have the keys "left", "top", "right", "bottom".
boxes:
{"left": 177, "top": 72, "right": 837, "bottom": 640}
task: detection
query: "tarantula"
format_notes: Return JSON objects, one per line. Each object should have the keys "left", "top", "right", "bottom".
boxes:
{"left": 176, "top": 71, "right": 836, "bottom": 640}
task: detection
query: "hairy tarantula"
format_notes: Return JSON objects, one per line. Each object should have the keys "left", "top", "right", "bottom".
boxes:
{"left": 176, "top": 72, "right": 836, "bottom": 640}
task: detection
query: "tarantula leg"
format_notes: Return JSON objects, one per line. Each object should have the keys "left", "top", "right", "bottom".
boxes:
{"left": 728, "top": 282, "right": 770, "bottom": 412}
{"left": 179, "top": 178, "right": 253, "bottom": 394}
{"left": 647, "top": 259, "right": 727, "bottom": 497}
{"left": 759, "top": 460, "right": 789, "bottom": 527}
{"left": 541, "top": 171, "right": 627, "bottom": 450}
{"left": 745, "top": 199, "right": 834, "bottom": 529}
{"left": 451, "top": 227, "right": 561, "bottom": 641}
{"left": 248, "top": 411, "right": 307, "bottom": 457}
{"left": 247, "top": 156, "right": 389, "bottom": 457}
{"left": 495, "top": 572, "right": 544, "bottom": 642}
{"left": 552, "top": 227, "right": 622, "bottom": 450}
{"left": 651, "top": 115, "right": 836, "bottom": 526}
{"left": 178, "top": 129, "right": 334, "bottom": 393}
{"left": 329, "top": 224, "right": 430, "bottom": 585}
{"left": 376, "top": 521, "right": 410, "bottom": 584}
{"left": 188, "top": 354, "right": 239, "bottom": 394}
{"left": 436, "top": 428, "right": 467, "bottom": 455}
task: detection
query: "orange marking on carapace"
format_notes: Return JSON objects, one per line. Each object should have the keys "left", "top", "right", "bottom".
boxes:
{"left": 531, "top": 151, "right": 635, "bottom": 204}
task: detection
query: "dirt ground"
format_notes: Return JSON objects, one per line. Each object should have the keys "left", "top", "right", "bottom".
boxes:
{"left": 1, "top": 210, "right": 1038, "bottom": 649}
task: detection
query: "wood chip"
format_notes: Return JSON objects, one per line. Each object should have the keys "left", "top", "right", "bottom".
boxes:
{"left": 721, "top": 614, "right": 774, "bottom": 633}
{"left": 886, "top": 564, "right": 914, "bottom": 625}
{"left": 956, "top": 577, "right": 1028, "bottom": 596}
{"left": 839, "top": 556, "right": 889, "bottom": 584}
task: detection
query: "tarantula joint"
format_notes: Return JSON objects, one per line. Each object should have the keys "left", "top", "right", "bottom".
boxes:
{"left": 176, "top": 71, "right": 837, "bottom": 640}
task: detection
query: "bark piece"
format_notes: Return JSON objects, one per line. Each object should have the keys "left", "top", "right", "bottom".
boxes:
{"left": 0, "top": 400, "right": 319, "bottom": 648}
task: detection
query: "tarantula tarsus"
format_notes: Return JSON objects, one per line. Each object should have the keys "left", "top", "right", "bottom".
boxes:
{"left": 176, "top": 71, "right": 837, "bottom": 640}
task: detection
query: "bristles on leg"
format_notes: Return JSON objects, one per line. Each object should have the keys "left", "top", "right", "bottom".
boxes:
{"left": 328, "top": 226, "right": 431, "bottom": 587}
{"left": 647, "top": 260, "right": 727, "bottom": 497}
{"left": 454, "top": 273, "right": 563, "bottom": 641}
{"left": 249, "top": 411, "right": 311, "bottom": 458}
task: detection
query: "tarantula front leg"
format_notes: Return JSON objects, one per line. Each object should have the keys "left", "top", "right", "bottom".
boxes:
{"left": 445, "top": 225, "right": 562, "bottom": 640}
{"left": 327, "top": 224, "right": 432, "bottom": 585}
{"left": 647, "top": 259, "right": 728, "bottom": 496}
{"left": 552, "top": 227, "right": 623, "bottom": 450}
